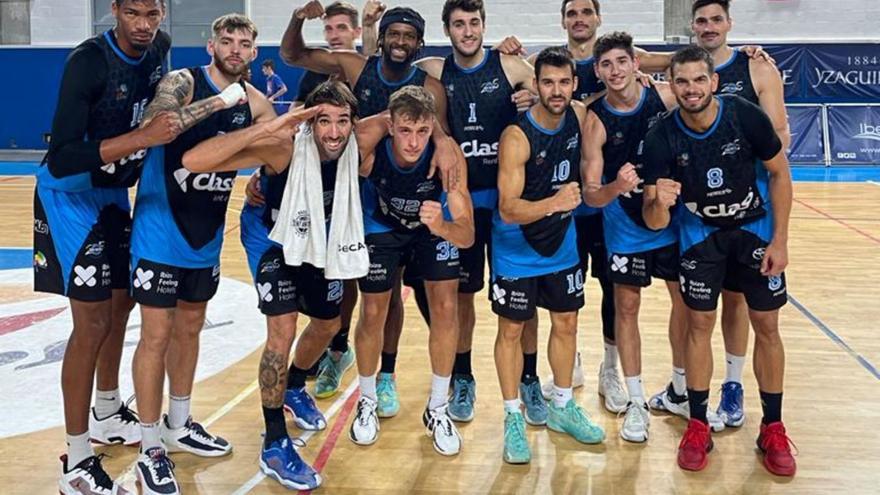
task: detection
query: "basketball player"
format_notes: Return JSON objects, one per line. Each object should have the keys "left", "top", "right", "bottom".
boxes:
{"left": 494, "top": 47, "right": 605, "bottom": 464}
{"left": 34, "top": 1, "right": 171, "bottom": 492}
{"left": 643, "top": 45, "right": 795, "bottom": 476}
{"left": 410, "top": 0, "right": 547, "bottom": 425}
{"left": 183, "top": 84, "right": 363, "bottom": 490}
{"left": 345, "top": 86, "right": 473, "bottom": 457}
{"left": 282, "top": 1, "right": 461, "bottom": 418}
{"left": 581, "top": 31, "right": 687, "bottom": 443}
{"left": 690, "top": 0, "right": 790, "bottom": 429}
{"left": 129, "top": 14, "right": 276, "bottom": 494}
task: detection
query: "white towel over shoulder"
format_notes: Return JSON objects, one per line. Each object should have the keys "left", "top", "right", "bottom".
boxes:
{"left": 269, "top": 123, "right": 368, "bottom": 279}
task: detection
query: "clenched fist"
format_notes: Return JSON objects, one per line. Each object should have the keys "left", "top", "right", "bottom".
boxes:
{"left": 140, "top": 111, "right": 182, "bottom": 146}
{"left": 655, "top": 178, "right": 681, "bottom": 208}
{"left": 551, "top": 182, "right": 582, "bottom": 213}
{"left": 419, "top": 200, "right": 445, "bottom": 234}
{"left": 295, "top": 0, "right": 324, "bottom": 20}
{"left": 614, "top": 162, "right": 641, "bottom": 195}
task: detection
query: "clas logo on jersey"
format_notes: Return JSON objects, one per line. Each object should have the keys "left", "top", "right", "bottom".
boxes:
{"left": 173, "top": 169, "right": 234, "bottom": 193}
{"left": 102, "top": 148, "right": 147, "bottom": 175}
{"left": 721, "top": 139, "right": 741, "bottom": 157}
{"left": 481, "top": 78, "right": 501, "bottom": 94}
{"left": 461, "top": 140, "right": 498, "bottom": 158}
{"left": 720, "top": 81, "right": 744, "bottom": 94}
{"left": 685, "top": 190, "right": 757, "bottom": 218}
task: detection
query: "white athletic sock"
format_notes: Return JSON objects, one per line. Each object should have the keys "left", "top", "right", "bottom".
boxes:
{"left": 625, "top": 375, "right": 646, "bottom": 405}
{"left": 672, "top": 367, "right": 687, "bottom": 396}
{"left": 359, "top": 374, "right": 377, "bottom": 402}
{"left": 604, "top": 343, "right": 618, "bottom": 369}
{"left": 167, "top": 395, "right": 191, "bottom": 430}
{"left": 724, "top": 352, "right": 746, "bottom": 384}
{"left": 66, "top": 431, "right": 94, "bottom": 469}
{"left": 503, "top": 398, "right": 522, "bottom": 414}
{"left": 552, "top": 385, "right": 573, "bottom": 408}
{"left": 429, "top": 373, "right": 451, "bottom": 410}
{"left": 140, "top": 421, "right": 162, "bottom": 452}
{"left": 94, "top": 388, "right": 122, "bottom": 420}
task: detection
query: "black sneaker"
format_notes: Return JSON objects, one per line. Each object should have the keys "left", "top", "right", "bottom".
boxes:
{"left": 136, "top": 447, "right": 179, "bottom": 495}
{"left": 160, "top": 414, "right": 232, "bottom": 457}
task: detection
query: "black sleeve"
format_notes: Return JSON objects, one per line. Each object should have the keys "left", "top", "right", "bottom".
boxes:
{"left": 45, "top": 43, "right": 109, "bottom": 178}
{"left": 736, "top": 96, "right": 782, "bottom": 161}
{"left": 154, "top": 29, "right": 172, "bottom": 56}
{"left": 642, "top": 123, "right": 674, "bottom": 186}
{"left": 295, "top": 71, "right": 327, "bottom": 102}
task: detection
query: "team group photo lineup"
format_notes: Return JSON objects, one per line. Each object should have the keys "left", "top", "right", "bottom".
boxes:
{"left": 4, "top": 0, "right": 876, "bottom": 493}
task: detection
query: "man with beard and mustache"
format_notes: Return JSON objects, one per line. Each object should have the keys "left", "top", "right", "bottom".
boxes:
{"left": 36, "top": 1, "right": 172, "bottom": 492}
{"left": 282, "top": 1, "right": 461, "bottom": 419}
{"left": 183, "top": 83, "right": 364, "bottom": 491}
{"left": 691, "top": 0, "right": 790, "bottom": 430}
{"left": 129, "top": 14, "right": 276, "bottom": 495}
{"left": 642, "top": 45, "right": 795, "bottom": 476}
{"left": 410, "top": 0, "right": 547, "bottom": 426}
{"left": 494, "top": 47, "right": 605, "bottom": 465}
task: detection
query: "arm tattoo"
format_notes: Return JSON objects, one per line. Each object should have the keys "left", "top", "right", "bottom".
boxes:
{"left": 142, "top": 71, "right": 193, "bottom": 123}
{"left": 177, "top": 97, "right": 222, "bottom": 133}
{"left": 258, "top": 349, "right": 288, "bottom": 408}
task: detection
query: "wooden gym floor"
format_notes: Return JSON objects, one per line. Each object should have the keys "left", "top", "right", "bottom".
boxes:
{"left": 0, "top": 176, "right": 877, "bottom": 494}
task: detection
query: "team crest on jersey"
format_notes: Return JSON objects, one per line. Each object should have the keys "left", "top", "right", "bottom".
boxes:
{"left": 720, "top": 81, "right": 744, "bottom": 94}
{"left": 481, "top": 78, "right": 501, "bottom": 94}
{"left": 611, "top": 131, "right": 625, "bottom": 146}
{"left": 446, "top": 83, "right": 454, "bottom": 94}
{"left": 566, "top": 135, "right": 580, "bottom": 150}
{"left": 536, "top": 150, "right": 548, "bottom": 166}
{"left": 115, "top": 84, "right": 129, "bottom": 101}
{"left": 232, "top": 112, "right": 246, "bottom": 126}
{"left": 721, "top": 139, "right": 741, "bottom": 157}
{"left": 293, "top": 210, "right": 311, "bottom": 238}
{"left": 361, "top": 88, "right": 371, "bottom": 100}
{"left": 677, "top": 153, "right": 690, "bottom": 168}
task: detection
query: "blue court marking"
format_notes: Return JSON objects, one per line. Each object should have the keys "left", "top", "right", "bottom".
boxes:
{"left": 788, "top": 294, "right": 880, "bottom": 380}
{"left": 790, "top": 166, "right": 880, "bottom": 182}
{"left": 0, "top": 248, "right": 32, "bottom": 270}
{"left": 0, "top": 161, "right": 255, "bottom": 176}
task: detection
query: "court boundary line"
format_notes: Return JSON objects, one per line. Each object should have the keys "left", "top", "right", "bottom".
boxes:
{"left": 793, "top": 197, "right": 880, "bottom": 245}
{"left": 788, "top": 294, "right": 880, "bottom": 380}
{"left": 868, "top": 180, "right": 880, "bottom": 187}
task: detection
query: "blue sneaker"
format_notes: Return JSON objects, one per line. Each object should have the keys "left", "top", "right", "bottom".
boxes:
{"left": 519, "top": 378, "right": 548, "bottom": 426}
{"left": 448, "top": 374, "right": 476, "bottom": 422}
{"left": 284, "top": 387, "right": 327, "bottom": 431}
{"left": 376, "top": 372, "right": 400, "bottom": 418}
{"left": 503, "top": 410, "right": 531, "bottom": 464}
{"left": 717, "top": 381, "right": 745, "bottom": 427}
{"left": 547, "top": 399, "right": 605, "bottom": 444}
{"left": 260, "top": 437, "right": 322, "bottom": 490}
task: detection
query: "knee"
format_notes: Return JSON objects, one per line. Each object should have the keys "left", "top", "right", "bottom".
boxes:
{"left": 139, "top": 331, "right": 172, "bottom": 355}
{"left": 688, "top": 311, "right": 715, "bottom": 335}
{"left": 750, "top": 313, "right": 781, "bottom": 341}
{"left": 310, "top": 319, "right": 341, "bottom": 341}
{"left": 498, "top": 323, "right": 524, "bottom": 343}
{"left": 615, "top": 294, "right": 640, "bottom": 320}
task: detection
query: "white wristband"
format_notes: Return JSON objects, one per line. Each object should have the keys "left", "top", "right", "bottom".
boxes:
{"left": 219, "top": 84, "right": 247, "bottom": 109}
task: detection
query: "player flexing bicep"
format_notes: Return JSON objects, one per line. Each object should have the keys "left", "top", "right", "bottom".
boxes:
{"left": 420, "top": 145, "right": 474, "bottom": 249}
{"left": 141, "top": 68, "right": 249, "bottom": 134}
{"left": 497, "top": 125, "right": 580, "bottom": 225}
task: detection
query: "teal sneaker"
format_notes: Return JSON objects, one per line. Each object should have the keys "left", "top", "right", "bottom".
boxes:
{"left": 314, "top": 348, "right": 355, "bottom": 399}
{"left": 376, "top": 372, "right": 400, "bottom": 418}
{"left": 547, "top": 399, "right": 605, "bottom": 444}
{"left": 519, "top": 377, "right": 548, "bottom": 426}
{"left": 448, "top": 374, "right": 476, "bottom": 422}
{"left": 503, "top": 410, "right": 531, "bottom": 464}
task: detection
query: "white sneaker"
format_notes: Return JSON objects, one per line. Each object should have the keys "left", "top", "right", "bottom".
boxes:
{"left": 422, "top": 404, "right": 462, "bottom": 456}
{"left": 541, "top": 352, "right": 585, "bottom": 400}
{"left": 706, "top": 408, "right": 726, "bottom": 433}
{"left": 657, "top": 388, "right": 726, "bottom": 433}
{"left": 597, "top": 363, "right": 628, "bottom": 413}
{"left": 160, "top": 414, "right": 232, "bottom": 457}
{"left": 619, "top": 402, "right": 650, "bottom": 443}
{"left": 59, "top": 454, "right": 130, "bottom": 495}
{"left": 349, "top": 396, "right": 380, "bottom": 446}
{"left": 136, "top": 447, "right": 179, "bottom": 495}
{"left": 89, "top": 402, "right": 141, "bottom": 446}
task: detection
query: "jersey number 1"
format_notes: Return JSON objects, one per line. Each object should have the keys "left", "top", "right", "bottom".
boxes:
{"left": 130, "top": 98, "right": 148, "bottom": 128}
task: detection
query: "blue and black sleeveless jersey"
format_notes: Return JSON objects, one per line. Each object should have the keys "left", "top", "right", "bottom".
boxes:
{"left": 441, "top": 49, "right": 518, "bottom": 193}
{"left": 643, "top": 95, "right": 782, "bottom": 252}
{"left": 492, "top": 107, "right": 581, "bottom": 278}
{"left": 715, "top": 50, "right": 758, "bottom": 105}
{"left": 132, "top": 67, "right": 252, "bottom": 268}
{"left": 363, "top": 137, "right": 441, "bottom": 234}
{"left": 589, "top": 85, "right": 675, "bottom": 252}
{"left": 39, "top": 29, "right": 170, "bottom": 192}
{"left": 571, "top": 54, "right": 605, "bottom": 101}
{"left": 353, "top": 56, "right": 428, "bottom": 118}
{"left": 259, "top": 159, "right": 338, "bottom": 230}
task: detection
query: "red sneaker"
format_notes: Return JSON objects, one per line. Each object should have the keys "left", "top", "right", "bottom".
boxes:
{"left": 757, "top": 421, "right": 797, "bottom": 476}
{"left": 678, "top": 419, "right": 713, "bottom": 471}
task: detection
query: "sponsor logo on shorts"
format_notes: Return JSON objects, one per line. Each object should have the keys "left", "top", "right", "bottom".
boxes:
{"left": 768, "top": 275, "right": 783, "bottom": 291}
{"left": 73, "top": 265, "right": 97, "bottom": 288}
{"left": 84, "top": 241, "right": 105, "bottom": 258}
{"left": 257, "top": 282, "right": 273, "bottom": 302}
{"left": 156, "top": 271, "right": 179, "bottom": 295}
{"left": 491, "top": 283, "right": 507, "bottom": 305}
{"left": 610, "top": 255, "right": 629, "bottom": 274}
{"left": 680, "top": 258, "right": 697, "bottom": 271}
{"left": 684, "top": 277, "right": 713, "bottom": 301}
{"left": 33, "top": 219, "right": 48, "bottom": 235}
{"left": 480, "top": 78, "right": 500, "bottom": 94}
{"left": 212, "top": 265, "right": 221, "bottom": 278}
{"left": 133, "top": 267, "right": 154, "bottom": 291}
{"left": 33, "top": 251, "right": 48, "bottom": 270}
{"left": 261, "top": 258, "right": 281, "bottom": 273}
{"left": 752, "top": 248, "right": 766, "bottom": 261}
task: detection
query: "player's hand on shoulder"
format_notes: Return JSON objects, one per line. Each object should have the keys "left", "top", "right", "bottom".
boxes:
{"left": 552, "top": 182, "right": 582, "bottom": 213}
{"left": 511, "top": 89, "right": 537, "bottom": 113}
{"left": 740, "top": 45, "right": 776, "bottom": 66}
{"left": 494, "top": 36, "right": 526, "bottom": 57}
{"left": 295, "top": 0, "right": 325, "bottom": 21}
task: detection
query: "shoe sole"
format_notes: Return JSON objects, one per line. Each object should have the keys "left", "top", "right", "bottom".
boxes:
{"left": 282, "top": 405, "right": 327, "bottom": 431}
{"left": 259, "top": 459, "right": 321, "bottom": 490}
{"left": 523, "top": 412, "right": 547, "bottom": 426}
{"left": 136, "top": 467, "right": 181, "bottom": 495}
{"left": 757, "top": 443, "right": 797, "bottom": 477}
{"left": 597, "top": 386, "right": 628, "bottom": 414}
{"left": 377, "top": 408, "right": 399, "bottom": 418}
{"left": 546, "top": 422, "right": 605, "bottom": 444}
{"left": 449, "top": 410, "right": 475, "bottom": 423}
{"left": 620, "top": 430, "right": 648, "bottom": 443}
{"left": 503, "top": 455, "right": 531, "bottom": 465}
{"left": 90, "top": 436, "right": 141, "bottom": 447}
{"left": 719, "top": 411, "right": 745, "bottom": 428}
{"left": 678, "top": 441, "right": 714, "bottom": 472}
{"left": 314, "top": 385, "right": 340, "bottom": 399}
{"left": 349, "top": 429, "right": 379, "bottom": 446}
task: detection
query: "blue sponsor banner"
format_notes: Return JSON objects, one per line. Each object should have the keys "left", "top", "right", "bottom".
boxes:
{"left": 786, "top": 105, "right": 825, "bottom": 165}
{"left": 826, "top": 105, "right": 880, "bottom": 165}
{"left": 764, "top": 44, "right": 880, "bottom": 103}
